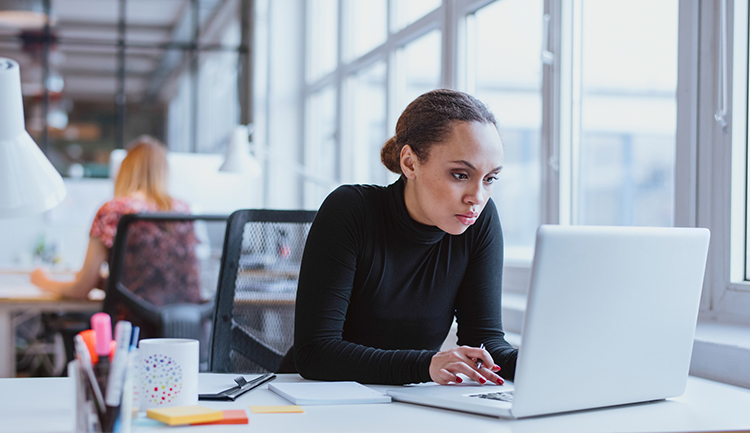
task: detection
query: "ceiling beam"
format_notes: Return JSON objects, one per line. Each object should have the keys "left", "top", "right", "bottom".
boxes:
{"left": 59, "top": 68, "right": 150, "bottom": 78}
{"left": 55, "top": 20, "right": 172, "bottom": 33}
{"left": 60, "top": 50, "right": 160, "bottom": 60}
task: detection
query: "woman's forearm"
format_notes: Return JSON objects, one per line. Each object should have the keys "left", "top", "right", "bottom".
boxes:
{"left": 294, "top": 337, "right": 436, "bottom": 385}
{"left": 31, "top": 269, "right": 97, "bottom": 299}
{"left": 31, "top": 237, "right": 108, "bottom": 299}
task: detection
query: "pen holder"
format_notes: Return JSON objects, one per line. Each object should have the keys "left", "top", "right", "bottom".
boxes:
{"left": 70, "top": 360, "right": 101, "bottom": 433}
{"left": 69, "top": 358, "right": 135, "bottom": 433}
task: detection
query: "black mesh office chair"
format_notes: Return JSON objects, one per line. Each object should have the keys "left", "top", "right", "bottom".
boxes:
{"left": 209, "top": 209, "right": 316, "bottom": 374}
{"left": 103, "top": 213, "right": 228, "bottom": 340}
{"left": 51, "top": 213, "right": 228, "bottom": 372}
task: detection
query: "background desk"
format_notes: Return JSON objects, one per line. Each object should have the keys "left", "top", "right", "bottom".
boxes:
{"left": 0, "top": 271, "right": 101, "bottom": 377}
{"left": 2, "top": 373, "right": 750, "bottom": 432}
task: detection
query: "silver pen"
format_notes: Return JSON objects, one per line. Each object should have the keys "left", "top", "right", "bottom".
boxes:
{"left": 476, "top": 343, "right": 485, "bottom": 370}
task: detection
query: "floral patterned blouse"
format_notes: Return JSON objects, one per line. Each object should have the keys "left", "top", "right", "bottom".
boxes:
{"left": 89, "top": 196, "right": 203, "bottom": 311}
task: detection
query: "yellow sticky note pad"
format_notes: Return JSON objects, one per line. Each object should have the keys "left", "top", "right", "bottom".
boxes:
{"left": 249, "top": 405, "right": 305, "bottom": 414}
{"left": 147, "top": 405, "right": 224, "bottom": 426}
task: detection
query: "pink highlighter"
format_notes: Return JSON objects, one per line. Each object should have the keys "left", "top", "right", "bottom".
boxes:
{"left": 90, "top": 312, "right": 112, "bottom": 391}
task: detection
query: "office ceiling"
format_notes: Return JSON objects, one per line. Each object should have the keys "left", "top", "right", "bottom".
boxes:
{"left": 0, "top": 0, "right": 237, "bottom": 102}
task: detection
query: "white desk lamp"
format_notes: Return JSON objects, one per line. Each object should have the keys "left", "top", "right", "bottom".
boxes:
{"left": 0, "top": 57, "right": 66, "bottom": 218}
{"left": 219, "top": 124, "right": 261, "bottom": 176}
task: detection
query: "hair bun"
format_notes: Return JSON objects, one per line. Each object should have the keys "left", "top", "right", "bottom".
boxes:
{"left": 380, "top": 136, "right": 402, "bottom": 174}
{"left": 381, "top": 89, "right": 497, "bottom": 178}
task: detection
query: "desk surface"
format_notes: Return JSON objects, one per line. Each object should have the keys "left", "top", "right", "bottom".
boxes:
{"left": 0, "top": 272, "right": 101, "bottom": 378}
{"left": 0, "top": 271, "right": 70, "bottom": 302}
{"left": 0, "top": 271, "right": 101, "bottom": 310}
{"left": 2, "top": 374, "right": 750, "bottom": 433}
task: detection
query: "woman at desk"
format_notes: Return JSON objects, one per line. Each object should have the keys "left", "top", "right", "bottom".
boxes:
{"left": 30, "top": 136, "right": 200, "bottom": 306}
{"left": 294, "top": 89, "right": 517, "bottom": 386}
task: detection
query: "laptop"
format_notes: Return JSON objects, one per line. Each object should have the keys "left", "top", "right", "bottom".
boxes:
{"left": 387, "top": 225, "right": 710, "bottom": 419}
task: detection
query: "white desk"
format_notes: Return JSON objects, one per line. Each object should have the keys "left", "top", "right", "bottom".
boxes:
{"left": 0, "top": 271, "right": 101, "bottom": 377}
{"left": 2, "top": 373, "right": 750, "bottom": 433}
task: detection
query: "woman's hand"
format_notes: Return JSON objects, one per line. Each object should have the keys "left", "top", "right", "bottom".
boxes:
{"left": 30, "top": 268, "right": 56, "bottom": 293}
{"left": 429, "top": 345, "right": 504, "bottom": 385}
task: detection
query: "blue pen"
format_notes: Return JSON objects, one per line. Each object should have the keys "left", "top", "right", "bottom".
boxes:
{"left": 118, "top": 325, "right": 140, "bottom": 433}
{"left": 129, "top": 326, "right": 140, "bottom": 351}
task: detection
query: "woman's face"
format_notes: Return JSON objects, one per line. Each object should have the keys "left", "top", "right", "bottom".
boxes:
{"left": 401, "top": 121, "right": 504, "bottom": 235}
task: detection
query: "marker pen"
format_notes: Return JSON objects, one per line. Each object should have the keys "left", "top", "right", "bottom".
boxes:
{"left": 105, "top": 321, "right": 132, "bottom": 406}
{"left": 74, "top": 334, "right": 105, "bottom": 413}
{"left": 78, "top": 329, "right": 99, "bottom": 364}
{"left": 102, "top": 320, "right": 132, "bottom": 432}
{"left": 109, "top": 340, "right": 117, "bottom": 363}
{"left": 91, "top": 312, "right": 112, "bottom": 391}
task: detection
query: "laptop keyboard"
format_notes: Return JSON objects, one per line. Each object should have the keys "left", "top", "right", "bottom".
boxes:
{"left": 468, "top": 391, "right": 514, "bottom": 402}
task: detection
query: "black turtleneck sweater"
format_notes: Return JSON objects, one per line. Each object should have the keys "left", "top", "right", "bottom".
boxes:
{"left": 294, "top": 177, "right": 518, "bottom": 385}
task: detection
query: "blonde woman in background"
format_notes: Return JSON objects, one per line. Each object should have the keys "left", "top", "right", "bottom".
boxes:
{"left": 31, "top": 136, "right": 200, "bottom": 306}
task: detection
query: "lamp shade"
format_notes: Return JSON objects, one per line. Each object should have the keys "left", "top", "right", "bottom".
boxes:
{"left": 219, "top": 125, "right": 261, "bottom": 176}
{"left": 0, "top": 57, "right": 66, "bottom": 218}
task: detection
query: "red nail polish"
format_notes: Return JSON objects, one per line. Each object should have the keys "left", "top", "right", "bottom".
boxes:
{"left": 497, "top": 379, "right": 504, "bottom": 385}
{"left": 478, "top": 377, "right": 486, "bottom": 384}
{"left": 456, "top": 377, "right": 463, "bottom": 383}
{"left": 494, "top": 364, "right": 501, "bottom": 371}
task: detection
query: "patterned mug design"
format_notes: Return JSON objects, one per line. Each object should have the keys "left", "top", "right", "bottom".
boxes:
{"left": 141, "top": 354, "right": 184, "bottom": 404}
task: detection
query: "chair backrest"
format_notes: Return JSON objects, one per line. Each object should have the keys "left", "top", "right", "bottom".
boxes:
{"left": 209, "top": 209, "right": 316, "bottom": 374}
{"left": 103, "top": 213, "right": 228, "bottom": 343}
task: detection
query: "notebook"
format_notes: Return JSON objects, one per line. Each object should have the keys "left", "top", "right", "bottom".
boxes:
{"left": 387, "top": 225, "right": 711, "bottom": 419}
{"left": 269, "top": 381, "right": 391, "bottom": 405}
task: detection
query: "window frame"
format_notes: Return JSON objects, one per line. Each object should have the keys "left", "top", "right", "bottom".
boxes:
{"left": 699, "top": 0, "right": 750, "bottom": 325}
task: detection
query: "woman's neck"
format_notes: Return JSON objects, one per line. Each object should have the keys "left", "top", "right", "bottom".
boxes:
{"left": 127, "top": 190, "right": 148, "bottom": 201}
{"left": 402, "top": 178, "right": 432, "bottom": 226}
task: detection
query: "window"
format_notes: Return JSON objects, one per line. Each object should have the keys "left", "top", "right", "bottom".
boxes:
{"left": 467, "top": 0, "right": 543, "bottom": 258}
{"left": 720, "top": 0, "right": 750, "bottom": 306}
{"left": 304, "top": 86, "right": 338, "bottom": 208}
{"left": 307, "top": 0, "right": 338, "bottom": 82}
{"left": 257, "top": 0, "right": 750, "bottom": 344}
{"left": 576, "top": 0, "right": 677, "bottom": 227}
{"left": 284, "top": 0, "right": 448, "bottom": 210}
{"left": 397, "top": 29, "right": 442, "bottom": 112}
{"left": 344, "top": 61, "right": 389, "bottom": 185}
{"left": 343, "top": 0, "right": 387, "bottom": 60}
{"left": 391, "top": 0, "right": 441, "bottom": 32}
{"left": 262, "top": 0, "right": 682, "bottom": 250}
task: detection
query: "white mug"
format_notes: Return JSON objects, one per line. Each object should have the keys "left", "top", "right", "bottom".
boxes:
{"left": 137, "top": 338, "right": 199, "bottom": 409}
